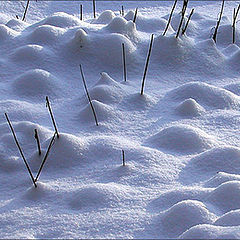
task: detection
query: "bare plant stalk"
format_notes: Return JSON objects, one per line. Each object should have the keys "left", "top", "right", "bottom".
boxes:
{"left": 182, "top": 8, "right": 194, "bottom": 35}
{"left": 141, "top": 34, "right": 154, "bottom": 95}
{"left": 79, "top": 64, "right": 99, "bottom": 126}
{"left": 93, "top": 0, "right": 96, "bottom": 18}
{"left": 122, "top": 150, "right": 125, "bottom": 166}
{"left": 80, "top": 4, "right": 83, "bottom": 21}
{"left": 5, "top": 113, "right": 37, "bottom": 188}
{"left": 34, "top": 129, "right": 41, "bottom": 156}
{"left": 122, "top": 6, "right": 124, "bottom": 16}
{"left": 34, "top": 133, "right": 56, "bottom": 182}
{"left": 133, "top": 7, "right": 138, "bottom": 23}
{"left": 22, "top": 0, "right": 30, "bottom": 21}
{"left": 122, "top": 43, "right": 127, "bottom": 82}
{"left": 233, "top": 8, "right": 236, "bottom": 44}
{"left": 212, "top": 0, "right": 225, "bottom": 43}
{"left": 232, "top": 4, "right": 240, "bottom": 44}
{"left": 163, "top": 0, "right": 178, "bottom": 36}
{"left": 46, "top": 96, "right": 60, "bottom": 138}
{"left": 176, "top": 0, "right": 189, "bottom": 38}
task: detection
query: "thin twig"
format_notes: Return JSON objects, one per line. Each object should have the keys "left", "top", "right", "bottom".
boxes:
{"left": 133, "top": 7, "right": 138, "bottom": 23}
{"left": 5, "top": 113, "right": 37, "bottom": 188}
{"left": 163, "top": 0, "right": 178, "bottom": 36}
{"left": 34, "top": 133, "right": 56, "bottom": 182}
{"left": 233, "top": 8, "right": 236, "bottom": 43}
{"left": 34, "top": 129, "right": 41, "bottom": 156}
{"left": 141, "top": 34, "right": 154, "bottom": 95}
{"left": 122, "top": 150, "right": 125, "bottom": 166}
{"left": 212, "top": 0, "right": 225, "bottom": 43}
{"left": 93, "top": 0, "right": 96, "bottom": 18}
{"left": 80, "top": 4, "right": 83, "bottom": 21}
{"left": 182, "top": 8, "right": 194, "bottom": 35}
{"left": 46, "top": 96, "right": 60, "bottom": 138}
{"left": 22, "top": 0, "right": 30, "bottom": 21}
{"left": 232, "top": 4, "right": 240, "bottom": 43}
{"left": 121, "top": 6, "right": 124, "bottom": 16}
{"left": 79, "top": 64, "right": 99, "bottom": 126}
{"left": 122, "top": 43, "right": 127, "bottom": 82}
{"left": 176, "top": 0, "right": 189, "bottom": 38}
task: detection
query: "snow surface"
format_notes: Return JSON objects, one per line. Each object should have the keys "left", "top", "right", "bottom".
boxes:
{"left": 1, "top": 0, "right": 240, "bottom": 238}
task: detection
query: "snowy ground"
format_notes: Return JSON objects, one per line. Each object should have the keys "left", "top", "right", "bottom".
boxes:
{"left": 1, "top": 0, "right": 240, "bottom": 238}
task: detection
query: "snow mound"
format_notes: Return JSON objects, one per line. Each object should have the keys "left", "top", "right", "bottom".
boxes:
{"left": 179, "top": 224, "right": 240, "bottom": 239}
{"left": 93, "top": 10, "right": 116, "bottom": 24}
{"left": 13, "top": 69, "right": 59, "bottom": 98}
{"left": 222, "top": 44, "right": 240, "bottom": 57}
{"left": 175, "top": 98, "right": 205, "bottom": 117}
{"left": 161, "top": 200, "right": 214, "bottom": 237}
{"left": 189, "top": 146, "right": 240, "bottom": 175}
{"left": 206, "top": 181, "right": 240, "bottom": 213}
{"left": 85, "top": 135, "right": 135, "bottom": 162}
{"left": 10, "top": 45, "right": 48, "bottom": 62}
{"left": 227, "top": 49, "right": 240, "bottom": 71}
{"left": 216, "top": 24, "right": 240, "bottom": 47}
{"left": 191, "top": 39, "right": 226, "bottom": 73}
{"left": 78, "top": 100, "right": 115, "bottom": 123}
{"left": 224, "top": 82, "right": 240, "bottom": 96}
{"left": 0, "top": 100, "right": 43, "bottom": 120}
{"left": 1, "top": 121, "right": 51, "bottom": 152}
{"left": 22, "top": 182, "right": 54, "bottom": 201}
{"left": 68, "top": 30, "right": 136, "bottom": 66}
{"left": 39, "top": 12, "right": 80, "bottom": 28}
{"left": 88, "top": 73, "right": 124, "bottom": 104}
{"left": 139, "top": 17, "right": 170, "bottom": 33}
{"left": 92, "top": 33, "right": 137, "bottom": 65}
{"left": 214, "top": 210, "right": 240, "bottom": 226}
{"left": 6, "top": 19, "right": 29, "bottom": 31}
{"left": 89, "top": 85, "right": 123, "bottom": 104}
{"left": 68, "top": 183, "right": 133, "bottom": 210}
{"left": 147, "top": 124, "right": 214, "bottom": 154}
{"left": 104, "top": 16, "right": 138, "bottom": 41}
{"left": 169, "top": 13, "right": 191, "bottom": 32}
{"left": 120, "top": 93, "right": 157, "bottom": 111}
{"left": 150, "top": 187, "right": 210, "bottom": 210}
{"left": 68, "top": 28, "right": 90, "bottom": 50}
{"left": 153, "top": 35, "right": 194, "bottom": 66}
{"left": 29, "top": 25, "right": 65, "bottom": 44}
{"left": 95, "top": 72, "right": 120, "bottom": 87}
{"left": 205, "top": 172, "right": 240, "bottom": 188}
{"left": 29, "top": 133, "right": 86, "bottom": 171}
{"left": 126, "top": 11, "right": 171, "bottom": 33}
{"left": 69, "top": 30, "right": 137, "bottom": 65}
{"left": 0, "top": 24, "right": 16, "bottom": 41}
{"left": 167, "top": 82, "right": 240, "bottom": 109}
{"left": 124, "top": 10, "right": 135, "bottom": 21}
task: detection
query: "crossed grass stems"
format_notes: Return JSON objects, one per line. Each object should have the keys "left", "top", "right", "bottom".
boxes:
{"left": 5, "top": 97, "right": 59, "bottom": 188}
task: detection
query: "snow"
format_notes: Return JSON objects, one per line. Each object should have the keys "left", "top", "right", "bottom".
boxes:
{"left": 214, "top": 209, "right": 240, "bottom": 226}
{"left": 160, "top": 200, "right": 215, "bottom": 237}
{"left": 175, "top": 98, "right": 205, "bottom": 117}
{"left": 206, "top": 181, "right": 240, "bottom": 213}
{"left": 13, "top": 69, "right": 59, "bottom": 99}
{"left": 146, "top": 124, "right": 215, "bottom": 154}
{"left": 1, "top": 0, "right": 240, "bottom": 238}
